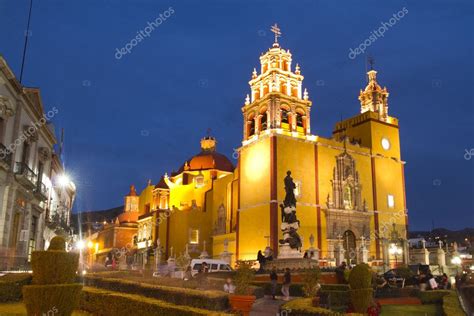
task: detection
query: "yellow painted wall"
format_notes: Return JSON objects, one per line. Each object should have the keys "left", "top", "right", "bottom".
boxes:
{"left": 238, "top": 137, "right": 271, "bottom": 260}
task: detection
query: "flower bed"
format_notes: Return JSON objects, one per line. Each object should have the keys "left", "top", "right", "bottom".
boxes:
{"left": 281, "top": 298, "right": 363, "bottom": 316}
{"left": 83, "top": 275, "right": 229, "bottom": 311}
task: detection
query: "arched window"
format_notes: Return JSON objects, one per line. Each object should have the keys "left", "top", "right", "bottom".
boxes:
{"left": 247, "top": 114, "right": 255, "bottom": 138}
{"left": 261, "top": 111, "right": 268, "bottom": 131}
{"left": 281, "top": 109, "right": 289, "bottom": 124}
{"left": 296, "top": 112, "right": 304, "bottom": 128}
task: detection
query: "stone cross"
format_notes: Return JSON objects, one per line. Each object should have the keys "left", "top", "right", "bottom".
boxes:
{"left": 438, "top": 240, "right": 443, "bottom": 249}
{"left": 360, "top": 236, "right": 365, "bottom": 248}
{"left": 170, "top": 246, "right": 174, "bottom": 258}
{"left": 421, "top": 239, "right": 426, "bottom": 249}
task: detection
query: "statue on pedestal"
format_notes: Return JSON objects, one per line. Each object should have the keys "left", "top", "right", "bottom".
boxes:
{"left": 279, "top": 171, "right": 302, "bottom": 255}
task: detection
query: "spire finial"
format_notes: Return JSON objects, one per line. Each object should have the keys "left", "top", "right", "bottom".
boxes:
{"left": 367, "top": 56, "right": 375, "bottom": 70}
{"left": 270, "top": 23, "right": 282, "bottom": 45}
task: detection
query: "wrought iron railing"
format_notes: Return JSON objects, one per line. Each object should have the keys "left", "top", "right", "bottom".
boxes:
{"left": 34, "top": 181, "right": 48, "bottom": 198}
{"left": 0, "top": 143, "right": 12, "bottom": 166}
{"left": 14, "top": 162, "right": 37, "bottom": 184}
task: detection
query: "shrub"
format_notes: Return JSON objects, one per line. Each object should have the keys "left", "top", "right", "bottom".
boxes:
{"left": 301, "top": 268, "right": 321, "bottom": 297}
{"left": 348, "top": 264, "right": 373, "bottom": 313}
{"left": 48, "top": 236, "right": 66, "bottom": 251}
{"left": 417, "top": 290, "right": 450, "bottom": 304}
{"left": 23, "top": 283, "right": 82, "bottom": 316}
{"left": 349, "top": 288, "right": 374, "bottom": 313}
{"left": 0, "top": 273, "right": 32, "bottom": 302}
{"left": 281, "top": 298, "right": 364, "bottom": 316}
{"left": 442, "top": 291, "right": 465, "bottom": 316}
{"left": 233, "top": 261, "right": 255, "bottom": 296}
{"left": 80, "top": 286, "right": 232, "bottom": 316}
{"left": 31, "top": 251, "right": 79, "bottom": 285}
{"left": 23, "top": 246, "right": 82, "bottom": 316}
{"left": 83, "top": 276, "right": 229, "bottom": 311}
{"left": 348, "top": 264, "right": 371, "bottom": 290}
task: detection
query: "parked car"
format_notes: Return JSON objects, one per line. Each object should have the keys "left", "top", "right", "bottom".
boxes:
{"left": 382, "top": 268, "right": 417, "bottom": 287}
{"left": 190, "top": 259, "right": 233, "bottom": 276}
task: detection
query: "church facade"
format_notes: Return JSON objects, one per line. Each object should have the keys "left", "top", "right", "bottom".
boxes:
{"left": 95, "top": 37, "right": 409, "bottom": 269}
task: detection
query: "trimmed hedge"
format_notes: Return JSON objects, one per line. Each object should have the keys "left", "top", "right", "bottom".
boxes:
{"left": 80, "top": 286, "right": 232, "bottom": 316}
{"left": 31, "top": 250, "right": 79, "bottom": 285}
{"left": 0, "top": 273, "right": 32, "bottom": 302}
{"left": 349, "top": 288, "right": 373, "bottom": 313}
{"left": 281, "top": 298, "right": 363, "bottom": 316}
{"left": 417, "top": 290, "right": 450, "bottom": 304}
{"left": 442, "top": 291, "right": 465, "bottom": 316}
{"left": 23, "top": 283, "right": 82, "bottom": 316}
{"left": 319, "top": 290, "right": 349, "bottom": 309}
{"left": 320, "top": 284, "right": 349, "bottom": 292}
{"left": 84, "top": 276, "right": 229, "bottom": 311}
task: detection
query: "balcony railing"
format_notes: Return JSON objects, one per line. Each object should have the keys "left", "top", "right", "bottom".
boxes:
{"left": 33, "top": 181, "right": 48, "bottom": 201}
{"left": 14, "top": 162, "right": 37, "bottom": 188}
{"left": 0, "top": 143, "right": 12, "bottom": 168}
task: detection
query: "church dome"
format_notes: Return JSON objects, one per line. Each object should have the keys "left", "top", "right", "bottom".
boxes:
{"left": 177, "top": 136, "right": 234, "bottom": 173}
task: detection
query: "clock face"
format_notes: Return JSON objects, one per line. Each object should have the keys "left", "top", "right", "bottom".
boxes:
{"left": 381, "top": 137, "right": 390, "bottom": 150}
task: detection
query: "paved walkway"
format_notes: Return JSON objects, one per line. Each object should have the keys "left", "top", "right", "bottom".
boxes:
{"left": 250, "top": 297, "right": 289, "bottom": 316}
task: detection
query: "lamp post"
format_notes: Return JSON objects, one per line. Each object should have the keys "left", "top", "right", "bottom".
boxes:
{"left": 389, "top": 243, "right": 402, "bottom": 268}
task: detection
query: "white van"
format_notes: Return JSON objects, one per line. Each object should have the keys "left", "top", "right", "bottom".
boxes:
{"left": 190, "top": 259, "right": 233, "bottom": 276}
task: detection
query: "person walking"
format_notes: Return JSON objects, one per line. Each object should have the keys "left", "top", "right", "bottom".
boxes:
{"left": 281, "top": 268, "right": 291, "bottom": 301}
{"left": 270, "top": 266, "right": 278, "bottom": 300}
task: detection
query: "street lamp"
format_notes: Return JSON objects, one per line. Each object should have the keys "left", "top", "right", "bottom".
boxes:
{"left": 389, "top": 243, "right": 402, "bottom": 267}
{"left": 57, "top": 174, "right": 71, "bottom": 187}
{"left": 76, "top": 240, "right": 85, "bottom": 250}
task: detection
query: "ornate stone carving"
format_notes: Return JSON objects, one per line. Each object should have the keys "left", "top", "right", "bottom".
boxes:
{"left": 328, "top": 151, "right": 363, "bottom": 211}
{"left": 213, "top": 203, "right": 226, "bottom": 235}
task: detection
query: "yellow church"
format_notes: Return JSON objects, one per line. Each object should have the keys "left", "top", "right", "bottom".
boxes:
{"left": 110, "top": 31, "right": 409, "bottom": 270}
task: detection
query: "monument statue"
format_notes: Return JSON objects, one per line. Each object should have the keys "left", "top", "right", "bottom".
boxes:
{"left": 279, "top": 170, "right": 302, "bottom": 252}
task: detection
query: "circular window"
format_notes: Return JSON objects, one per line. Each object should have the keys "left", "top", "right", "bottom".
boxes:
{"left": 381, "top": 137, "right": 391, "bottom": 150}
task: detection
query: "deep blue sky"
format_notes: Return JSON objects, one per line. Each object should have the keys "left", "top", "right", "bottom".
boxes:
{"left": 1, "top": 0, "right": 473, "bottom": 231}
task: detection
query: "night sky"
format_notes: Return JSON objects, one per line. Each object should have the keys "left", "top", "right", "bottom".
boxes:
{"left": 0, "top": 0, "right": 472, "bottom": 231}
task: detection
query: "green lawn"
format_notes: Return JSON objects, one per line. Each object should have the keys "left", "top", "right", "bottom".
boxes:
{"left": 0, "top": 302, "right": 90, "bottom": 316}
{"left": 381, "top": 304, "right": 443, "bottom": 316}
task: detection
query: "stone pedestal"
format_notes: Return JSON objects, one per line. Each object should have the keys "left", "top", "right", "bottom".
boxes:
{"left": 278, "top": 243, "right": 302, "bottom": 259}
{"left": 167, "top": 257, "right": 176, "bottom": 275}
{"left": 358, "top": 246, "right": 369, "bottom": 263}
{"left": 437, "top": 248, "right": 446, "bottom": 267}
{"left": 306, "top": 247, "right": 319, "bottom": 260}
{"left": 335, "top": 245, "right": 345, "bottom": 266}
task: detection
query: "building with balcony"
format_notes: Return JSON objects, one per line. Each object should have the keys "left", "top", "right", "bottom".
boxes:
{"left": 0, "top": 56, "right": 75, "bottom": 270}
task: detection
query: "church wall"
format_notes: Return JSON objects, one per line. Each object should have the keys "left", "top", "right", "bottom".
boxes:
{"left": 139, "top": 184, "right": 154, "bottom": 215}
{"left": 238, "top": 137, "right": 271, "bottom": 260}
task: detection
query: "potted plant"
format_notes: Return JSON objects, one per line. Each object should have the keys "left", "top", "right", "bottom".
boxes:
{"left": 229, "top": 261, "right": 256, "bottom": 316}
{"left": 302, "top": 267, "right": 322, "bottom": 307}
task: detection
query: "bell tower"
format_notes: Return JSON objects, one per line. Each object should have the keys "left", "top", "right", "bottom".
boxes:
{"left": 241, "top": 25, "right": 312, "bottom": 142}
{"left": 358, "top": 69, "right": 389, "bottom": 121}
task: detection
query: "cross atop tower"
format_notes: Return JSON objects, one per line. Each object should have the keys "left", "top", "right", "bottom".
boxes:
{"left": 367, "top": 56, "right": 375, "bottom": 70}
{"left": 270, "top": 23, "right": 281, "bottom": 44}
